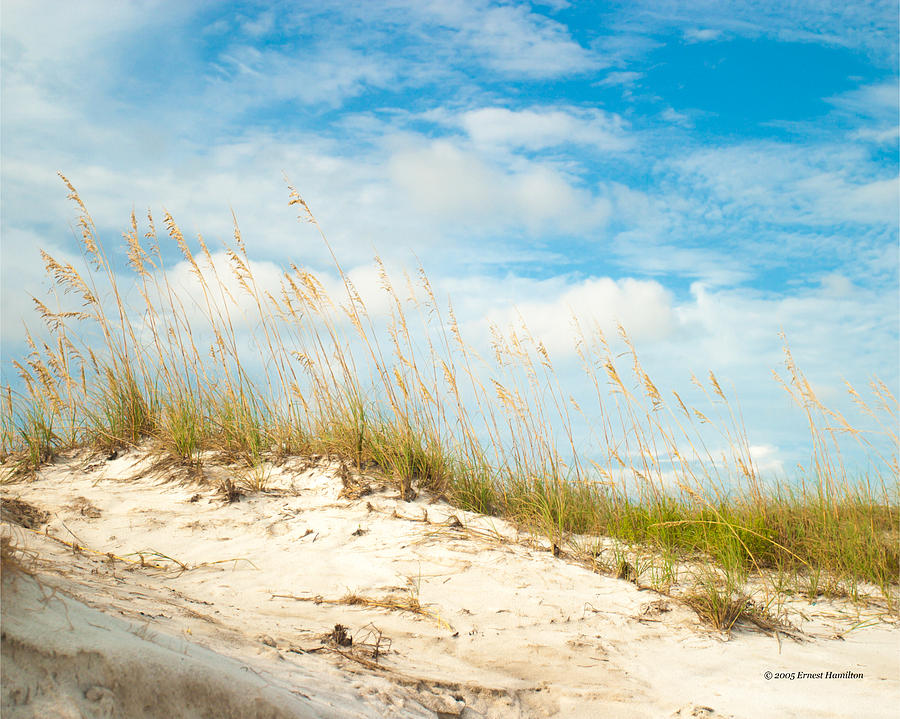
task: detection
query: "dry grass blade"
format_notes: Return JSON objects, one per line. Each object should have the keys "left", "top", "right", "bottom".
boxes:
{"left": 684, "top": 586, "right": 751, "bottom": 631}
{"left": 272, "top": 589, "right": 451, "bottom": 628}
{"left": 121, "top": 549, "right": 257, "bottom": 575}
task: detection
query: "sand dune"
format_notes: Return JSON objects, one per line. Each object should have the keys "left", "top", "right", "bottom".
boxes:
{"left": 2, "top": 448, "right": 897, "bottom": 718}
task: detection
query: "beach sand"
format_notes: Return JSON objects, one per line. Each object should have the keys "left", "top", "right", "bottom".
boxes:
{"left": 2, "top": 448, "right": 897, "bottom": 718}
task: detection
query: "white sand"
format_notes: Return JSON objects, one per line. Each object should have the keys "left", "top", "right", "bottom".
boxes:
{"left": 2, "top": 448, "right": 898, "bottom": 718}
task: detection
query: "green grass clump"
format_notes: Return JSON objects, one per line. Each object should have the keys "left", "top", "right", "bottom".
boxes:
{"left": 369, "top": 421, "right": 450, "bottom": 497}
{"left": 684, "top": 571, "right": 751, "bottom": 631}
{"left": 447, "top": 466, "right": 500, "bottom": 516}
{"left": 2, "top": 175, "right": 896, "bottom": 624}
{"left": 160, "top": 393, "right": 205, "bottom": 465}
{"left": 216, "top": 394, "right": 267, "bottom": 465}
{"left": 90, "top": 368, "right": 156, "bottom": 452}
{"left": 16, "top": 406, "right": 60, "bottom": 473}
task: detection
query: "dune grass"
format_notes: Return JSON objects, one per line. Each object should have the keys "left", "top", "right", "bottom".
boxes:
{"left": 2, "top": 175, "right": 897, "bottom": 624}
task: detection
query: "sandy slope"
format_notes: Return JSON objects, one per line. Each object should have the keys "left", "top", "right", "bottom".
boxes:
{"left": 1, "top": 448, "right": 897, "bottom": 718}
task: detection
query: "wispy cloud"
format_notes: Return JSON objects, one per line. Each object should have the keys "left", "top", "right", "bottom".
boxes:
{"left": 596, "top": 70, "right": 643, "bottom": 87}
{"left": 211, "top": 44, "right": 397, "bottom": 108}
{"left": 827, "top": 80, "right": 900, "bottom": 144}
{"left": 439, "top": 106, "right": 634, "bottom": 152}
{"left": 411, "top": 0, "right": 601, "bottom": 77}
{"left": 609, "top": 0, "right": 898, "bottom": 64}
{"left": 683, "top": 28, "right": 724, "bottom": 43}
{"left": 671, "top": 142, "right": 899, "bottom": 228}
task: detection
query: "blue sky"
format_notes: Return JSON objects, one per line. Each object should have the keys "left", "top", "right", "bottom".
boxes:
{"left": 1, "top": 0, "right": 898, "bottom": 476}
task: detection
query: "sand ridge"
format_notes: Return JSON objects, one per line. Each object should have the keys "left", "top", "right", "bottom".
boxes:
{"left": 2, "top": 447, "right": 897, "bottom": 718}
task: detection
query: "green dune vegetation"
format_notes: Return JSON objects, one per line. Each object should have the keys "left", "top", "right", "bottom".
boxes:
{"left": 2, "top": 175, "right": 897, "bottom": 629}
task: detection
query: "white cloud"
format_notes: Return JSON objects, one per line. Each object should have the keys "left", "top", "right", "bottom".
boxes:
{"left": 677, "top": 279, "right": 897, "bottom": 388}
{"left": 614, "top": 0, "right": 898, "bottom": 63}
{"left": 212, "top": 45, "right": 396, "bottom": 107}
{"left": 683, "top": 28, "right": 723, "bottom": 43}
{"left": 827, "top": 80, "right": 899, "bottom": 117}
{"left": 486, "top": 276, "right": 675, "bottom": 355}
{"left": 454, "top": 107, "right": 633, "bottom": 152}
{"left": 660, "top": 108, "right": 693, "bottom": 128}
{"left": 417, "top": 0, "right": 600, "bottom": 77}
{"left": 238, "top": 10, "right": 275, "bottom": 38}
{"left": 531, "top": 0, "right": 572, "bottom": 10}
{"left": 796, "top": 174, "right": 899, "bottom": 225}
{"left": 603, "top": 183, "right": 755, "bottom": 286}
{"left": 2, "top": 120, "right": 617, "bottom": 293}
{"left": 818, "top": 272, "right": 855, "bottom": 297}
{"left": 1, "top": 1, "right": 182, "bottom": 67}
{"left": 597, "top": 71, "right": 643, "bottom": 87}
{"left": 0, "top": 1, "right": 186, "bottom": 134}
{"left": 853, "top": 125, "right": 900, "bottom": 144}
{"left": 672, "top": 143, "right": 899, "bottom": 227}
{"left": 748, "top": 445, "right": 786, "bottom": 476}
{"left": 828, "top": 81, "right": 900, "bottom": 145}
{"left": 388, "top": 139, "right": 611, "bottom": 232}
{"left": 472, "top": 264, "right": 895, "bottom": 386}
